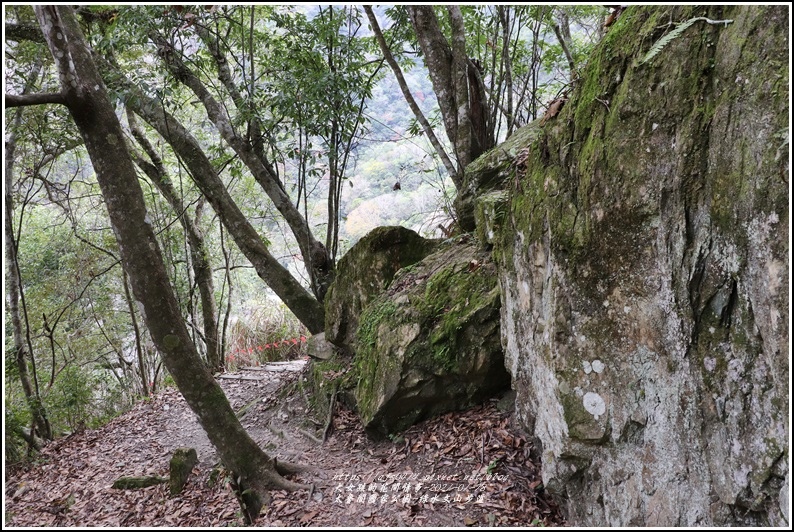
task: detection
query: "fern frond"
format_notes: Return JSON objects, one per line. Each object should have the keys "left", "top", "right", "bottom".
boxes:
{"left": 640, "top": 17, "right": 734, "bottom": 65}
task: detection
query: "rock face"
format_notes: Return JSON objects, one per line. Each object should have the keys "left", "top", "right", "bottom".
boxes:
{"left": 492, "top": 5, "right": 788, "bottom": 527}
{"left": 324, "top": 226, "right": 438, "bottom": 354}
{"left": 354, "top": 241, "right": 510, "bottom": 436}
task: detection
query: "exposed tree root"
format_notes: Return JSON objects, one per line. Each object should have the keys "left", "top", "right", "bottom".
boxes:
{"left": 322, "top": 387, "right": 338, "bottom": 443}
{"left": 274, "top": 458, "right": 316, "bottom": 476}
{"left": 231, "top": 461, "right": 314, "bottom": 524}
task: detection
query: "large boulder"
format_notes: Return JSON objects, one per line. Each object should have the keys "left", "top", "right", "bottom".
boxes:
{"left": 455, "top": 124, "right": 542, "bottom": 232}
{"left": 324, "top": 226, "right": 438, "bottom": 354}
{"left": 495, "top": 5, "right": 788, "bottom": 527}
{"left": 354, "top": 240, "right": 510, "bottom": 436}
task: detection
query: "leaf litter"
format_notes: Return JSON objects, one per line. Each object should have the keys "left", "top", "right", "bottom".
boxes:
{"left": 5, "top": 361, "right": 564, "bottom": 527}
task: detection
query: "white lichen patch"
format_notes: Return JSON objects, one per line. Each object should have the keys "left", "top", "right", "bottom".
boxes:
{"left": 704, "top": 357, "right": 716, "bottom": 372}
{"left": 135, "top": 300, "right": 147, "bottom": 322}
{"left": 583, "top": 361, "right": 592, "bottom": 374}
{"left": 591, "top": 360, "right": 605, "bottom": 373}
{"left": 583, "top": 392, "right": 606, "bottom": 420}
{"left": 727, "top": 358, "right": 743, "bottom": 382}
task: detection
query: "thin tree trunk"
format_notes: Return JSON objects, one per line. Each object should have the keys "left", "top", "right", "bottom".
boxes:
{"left": 122, "top": 268, "right": 149, "bottom": 396}
{"left": 551, "top": 18, "right": 577, "bottom": 80}
{"left": 5, "top": 78, "right": 53, "bottom": 442}
{"left": 498, "top": 7, "right": 515, "bottom": 137}
{"left": 34, "top": 6, "right": 305, "bottom": 521}
{"left": 363, "top": 6, "right": 458, "bottom": 184}
{"left": 219, "top": 224, "right": 233, "bottom": 362}
{"left": 127, "top": 113, "right": 221, "bottom": 371}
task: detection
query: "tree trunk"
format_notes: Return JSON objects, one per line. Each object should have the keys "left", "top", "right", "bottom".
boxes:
{"left": 407, "top": 6, "right": 494, "bottom": 181}
{"left": 121, "top": 268, "right": 149, "bottom": 396}
{"left": 5, "top": 84, "right": 53, "bottom": 442}
{"left": 497, "top": 7, "right": 515, "bottom": 137}
{"left": 551, "top": 11, "right": 576, "bottom": 81}
{"left": 34, "top": 5, "right": 304, "bottom": 521}
{"left": 127, "top": 114, "right": 221, "bottom": 371}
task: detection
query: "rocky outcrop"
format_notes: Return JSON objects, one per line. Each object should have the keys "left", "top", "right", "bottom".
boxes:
{"left": 323, "top": 226, "right": 438, "bottom": 354}
{"left": 455, "top": 124, "right": 542, "bottom": 233}
{"left": 490, "top": 5, "right": 788, "bottom": 527}
{"left": 354, "top": 240, "right": 510, "bottom": 436}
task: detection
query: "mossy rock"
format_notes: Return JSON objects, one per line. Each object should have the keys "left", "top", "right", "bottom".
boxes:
{"left": 324, "top": 226, "right": 439, "bottom": 354}
{"left": 169, "top": 447, "right": 197, "bottom": 495}
{"left": 455, "top": 123, "right": 542, "bottom": 231}
{"left": 354, "top": 241, "right": 510, "bottom": 437}
{"left": 492, "top": 5, "right": 789, "bottom": 527}
{"left": 306, "top": 357, "right": 356, "bottom": 421}
{"left": 474, "top": 190, "right": 509, "bottom": 248}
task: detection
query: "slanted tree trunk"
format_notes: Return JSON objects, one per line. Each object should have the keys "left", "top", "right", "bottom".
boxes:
{"left": 150, "top": 31, "right": 333, "bottom": 303}
{"left": 121, "top": 268, "right": 149, "bottom": 396}
{"left": 550, "top": 10, "right": 577, "bottom": 81}
{"left": 407, "top": 6, "right": 495, "bottom": 183}
{"left": 127, "top": 113, "right": 221, "bottom": 371}
{"left": 363, "top": 6, "right": 458, "bottom": 182}
{"left": 92, "top": 53, "right": 325, "bottom": 334}
{"left": 32, "top": 5, "right": 305, "bottom": 521}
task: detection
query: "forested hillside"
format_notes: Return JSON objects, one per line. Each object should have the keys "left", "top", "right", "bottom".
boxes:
{"left": 6, "top": 5, "right": 789, "bottom": 527}
{"left": 5, "top": 5, "right": 604, "bottom": 525}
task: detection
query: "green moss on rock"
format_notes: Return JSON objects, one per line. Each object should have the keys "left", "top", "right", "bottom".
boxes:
{"left": 353, "top": 242, "right": 509, "bottom": 436}
{"left": 324, "top": 226, "right": 438, "bottom": 354}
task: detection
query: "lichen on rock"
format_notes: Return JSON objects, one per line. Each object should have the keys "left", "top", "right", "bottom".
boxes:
{"left": 492, "top": 5, "right": 788, "bottom": 527}
{"left": 354, "top": 240, "right": 510, "bottom": 437}
{"left": 323, "top": 226, "right": 438, "bottom": 355}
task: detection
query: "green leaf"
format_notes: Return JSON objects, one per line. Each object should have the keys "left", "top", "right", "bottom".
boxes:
{"left": 640, "top": 17, "right": 734, "bottom": 65}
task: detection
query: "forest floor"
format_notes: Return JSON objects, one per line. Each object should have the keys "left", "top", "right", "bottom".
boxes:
{"left": 4, "top": 360, "right": 564, "bottom": 527}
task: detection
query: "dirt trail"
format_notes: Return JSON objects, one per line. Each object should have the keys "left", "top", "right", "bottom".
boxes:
{"left": 5, "top": 361, "right": 563, "bottom": 527}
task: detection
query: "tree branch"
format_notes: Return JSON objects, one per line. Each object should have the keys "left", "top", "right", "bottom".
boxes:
{"left": 363, "top": 6, "right": 458, "bottom": 182}
{"left": 5, "top": 22, "right": 46, "bottom": 43}
{"left": 5, "top": 92, "right": 66, "bottom": 108}
{"left": 551, "top": 21, "right": 577, "bottom": 79}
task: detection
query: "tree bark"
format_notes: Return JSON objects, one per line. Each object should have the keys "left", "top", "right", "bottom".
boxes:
{"left": 407, "top": 6, "right": 494, "bottom": 183}
{"left": 34, "top": 5, "right": 304, "bottom": 521}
